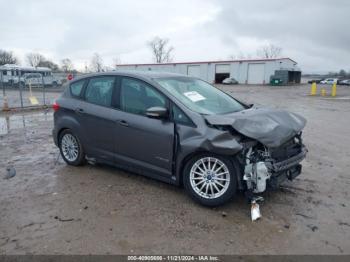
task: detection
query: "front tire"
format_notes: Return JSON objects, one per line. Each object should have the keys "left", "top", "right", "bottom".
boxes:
{"left": 59, "top": 130, "right": 85, "bottom": 166}
{"left": 183, "top": 153, "right": 237, "bottom": 207}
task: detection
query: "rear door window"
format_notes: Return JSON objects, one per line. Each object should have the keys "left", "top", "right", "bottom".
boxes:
{"left": 84, "top": 76, "right": 115, "bottom": 107}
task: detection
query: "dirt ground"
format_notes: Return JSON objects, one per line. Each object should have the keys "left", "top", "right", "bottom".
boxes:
{"left": 0, "top": 84, "right": 350, "bottom": 255}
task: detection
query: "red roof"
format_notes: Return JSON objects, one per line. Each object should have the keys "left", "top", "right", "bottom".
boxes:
{"left": 116, "top": 57, "right": 297, "bottom": 67}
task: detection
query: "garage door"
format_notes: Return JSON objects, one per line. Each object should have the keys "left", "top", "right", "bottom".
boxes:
{"left": 247, "top": 63, "right": 265, "bottom": 84}
{"left": 187, "top": 65, "right": 201, "bottom": 78}
{"left": 215, "top": 64, "right": 230, "bottom": 73}
{"left": 215, "top": 64, "right": 230, "bottom": 83}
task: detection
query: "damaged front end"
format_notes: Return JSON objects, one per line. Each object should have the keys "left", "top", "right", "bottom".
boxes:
{"left": 240, "top": 134, "right": 307, "bottom": 221}
{"left": 204, "top": 107, "right": 308, "bottom": 197}
{"left": 242, "top": 133, "right": 307, "bottom": 195}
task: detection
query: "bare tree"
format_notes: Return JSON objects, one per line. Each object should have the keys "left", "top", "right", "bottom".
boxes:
{"left": 257, "top": 44, "right": 282, "bottom": 59}
{"left": 339, "top": 69, "right": 346, "bottom": 77}
{"left": 113, "top": 56, "right": 121, "bottom": 68}
{"left": 61, "top": 58, "right": 74, "bottom": 73}
{"left": 26, "top": 52, "right": 45, "bottom": 67}
{"left": 148, "top": 36, "right": 174, "bottom": 63}
{"left": 38, "top": 60, "right": 59, "bottom": 71}
{"left": 90, "top": 53, "right": 104, "bottom": 72}
{"left": 0, "top": 50, "right": 18, "bottom": 65}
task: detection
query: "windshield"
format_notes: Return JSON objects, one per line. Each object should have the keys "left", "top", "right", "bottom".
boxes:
{"left": 155, "top": 77, "right": 245, "bottom": 115}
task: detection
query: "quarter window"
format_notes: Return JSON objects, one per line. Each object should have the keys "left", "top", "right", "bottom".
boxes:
{"left": 85, "top": 77, "right": 115, "bottom": 106}
{"left": 172, "top": 104, "right": 192, "bottom": 125}
{"left": 70, "top": 80, "right": 85, "bottom": 97}
{"left": 120, "top": 78, "right": 166, "bottom": 115}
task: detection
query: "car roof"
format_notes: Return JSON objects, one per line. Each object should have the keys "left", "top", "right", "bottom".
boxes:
{"left": 70, "top": 70, "right": 187, "bottom": 83}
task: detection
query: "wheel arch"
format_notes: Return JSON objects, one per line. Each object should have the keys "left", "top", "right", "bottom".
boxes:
{"left": 57, "top": 127, "right": 70, "bottom": 143}
{"left": 55, "top": 115, "right": 86, "bottom": 145}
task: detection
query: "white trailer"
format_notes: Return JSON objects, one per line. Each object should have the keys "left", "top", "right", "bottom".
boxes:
{"left": 0, "top": 64, "right": 61, "bottom": 86}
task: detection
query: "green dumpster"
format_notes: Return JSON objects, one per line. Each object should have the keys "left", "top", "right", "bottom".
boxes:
{"left": 270, "top": 78, "right": 283, "bottom": 86}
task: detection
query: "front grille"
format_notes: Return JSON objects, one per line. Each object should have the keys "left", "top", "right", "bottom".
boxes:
{"left": 269, "top": 137, "right": 302, "bottom": 161}
{"left": 271, "top": 147, "right": 307, "bottom": 172}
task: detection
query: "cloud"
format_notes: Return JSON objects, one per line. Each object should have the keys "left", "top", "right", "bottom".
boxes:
{"left": 205, "top": 0, "right": 350, "bottom": 72}
{"left": 0, "top": 0, "right": 349, "bottom": 72}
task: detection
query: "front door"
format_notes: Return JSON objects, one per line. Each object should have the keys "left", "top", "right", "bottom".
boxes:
{"left": 113, "top": 77, "right": 174, "bottom": 177}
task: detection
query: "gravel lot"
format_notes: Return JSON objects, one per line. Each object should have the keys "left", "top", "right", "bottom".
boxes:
{"left": 0, "top": 84, "right": 350, "bottom": 255}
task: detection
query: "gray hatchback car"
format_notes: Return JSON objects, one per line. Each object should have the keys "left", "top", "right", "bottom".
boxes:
{"left": 53, "top": 71, "right": 307, "bottom": 206}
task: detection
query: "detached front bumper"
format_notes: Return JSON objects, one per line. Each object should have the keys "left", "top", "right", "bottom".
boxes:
{"left": 267, "top": 146, "right": 307, "bottom": 189}
{"left": 270, "top": 146, "right": 307, "bottom": 172}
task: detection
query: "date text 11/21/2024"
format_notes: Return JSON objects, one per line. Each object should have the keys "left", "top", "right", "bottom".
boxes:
{"left": 127, "top": 255, "right": 219, "bottom": 261}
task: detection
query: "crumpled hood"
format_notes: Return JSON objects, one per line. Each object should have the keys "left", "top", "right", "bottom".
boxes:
{"left": 204, "top": 107, "right": 306, "bottom": 148}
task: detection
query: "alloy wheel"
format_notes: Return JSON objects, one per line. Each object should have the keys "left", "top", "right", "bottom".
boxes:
{"left": 189, "top": 157, "right": 230, "bottom": 199}
{"left": 61, "top": 133, "right": 79, "bottom": 162}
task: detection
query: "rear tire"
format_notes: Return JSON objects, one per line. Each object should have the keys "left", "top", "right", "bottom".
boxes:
{"left": 183, "top": 153, "right": 237, "bottom": 207}
{"left": 59, "top": 130, "right": 85, "bottom": 166}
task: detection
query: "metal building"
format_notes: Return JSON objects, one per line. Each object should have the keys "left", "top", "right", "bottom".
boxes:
{"left": 116, "top": 57, "right": 301, "bottom": 85}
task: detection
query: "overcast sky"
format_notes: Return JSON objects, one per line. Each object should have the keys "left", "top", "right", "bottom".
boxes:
{"left": 0, "top": 0, "right": 349, "bottom": 73}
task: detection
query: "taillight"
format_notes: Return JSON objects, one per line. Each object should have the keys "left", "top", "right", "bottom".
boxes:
{"left": 52, "top": 101, "right": 60, "bottom": 112}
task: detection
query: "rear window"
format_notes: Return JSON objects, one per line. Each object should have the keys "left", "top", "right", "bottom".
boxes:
{"left": 70, "top": 80, "right": 85, "bottom": 97}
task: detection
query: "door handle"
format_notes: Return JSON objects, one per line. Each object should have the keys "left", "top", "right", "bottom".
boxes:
{"left": 118, "top": 120, "right": 129, "bottom": 127}
{"left": 75, "top": 108, "right": 84, "bottom": 114}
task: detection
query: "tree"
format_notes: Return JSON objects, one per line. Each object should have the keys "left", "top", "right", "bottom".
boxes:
{"left": 113, "top": 56, "right": 121, "bottom": 68}
{"left": 339, "top": 69, "right": 346, "bottom": 77}
{"left": 0, "top": 50, "right": 18, "bottom": 65}
{"left": 61, "top": 58, "right": 74, "bottom": 72}
{"left": 148, "top": 36, "right": 174, "bottom": 63}
{"left": 90, "top": 53, "right": 104, "bottom": 72}
{"left": 257, "top": 44, "right": 282, "bottom": 59}
{"left": 26, "top": 52, "right": 59, "bottom": 71}
{"left": 26, "top": 52, "right": 45, "bottom": 67}
{"left": 38, "top": 60, "right": 59, "bottom": 71}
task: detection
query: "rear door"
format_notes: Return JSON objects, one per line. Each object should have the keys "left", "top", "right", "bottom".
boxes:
{"left": 77, "top": 76, "right": 117, "bottom": 161}
{"left": 112, "top": 77, "right": 174, "bottom": 177}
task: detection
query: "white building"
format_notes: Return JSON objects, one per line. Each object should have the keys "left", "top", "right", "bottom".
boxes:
{"left": 116, "top": 57, "right": 301, "bottom": 85}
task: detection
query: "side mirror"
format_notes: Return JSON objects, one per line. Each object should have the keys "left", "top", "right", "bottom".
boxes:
{"left": 146, "top": 107, "right": 169, "bottom": 119}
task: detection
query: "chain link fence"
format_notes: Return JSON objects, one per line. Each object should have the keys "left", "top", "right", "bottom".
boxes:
{"left": 0, "top": 70, "right": 76, "bottom": 110}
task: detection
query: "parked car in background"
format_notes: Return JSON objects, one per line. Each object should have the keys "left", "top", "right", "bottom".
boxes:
{"left": 21, "top": 73, "right": 43, "bottom": 87}
{"left": 320, "top": 78, "right": 338, "bottom": 84}
{"left": 53, "top": 71, "right": 307, "bottom": 207}
{"left": 222, "top": 77, "right": 238, "bottom": 85}
{"left": 307, "top": 79, "right": 323, "bottom": 84}
{"left": 339, "top": 79, "right": 350, "bottom": 86}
